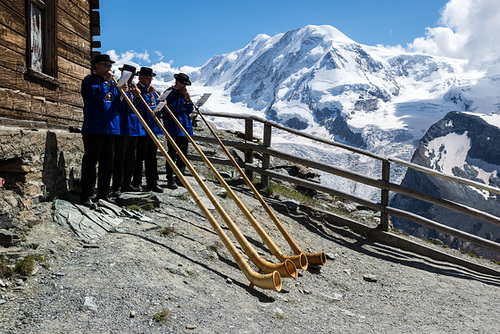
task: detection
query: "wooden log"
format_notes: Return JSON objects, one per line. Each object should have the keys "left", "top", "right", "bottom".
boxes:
{"left": 390, "top": 157, "right": 500, "bottom": 195}
{"left": 58, "top": 40, "right": 91, "bottom": 69}
{"left": 0, "top": 88, "right": 82, "bottom": 125}
{"left": 261, "top": 123, "right": 272, "bottom": 187}
{"left": 67, "top": 0, "right": 91, "bottom": 15}
{"left": 58, "top": 23, "right": 91, "bottom": 53}
{"left": 386, "top": 207, "right": 500, "bottom": 254}
{"left": 0, "top": 22, "right": 26, "bottom": 55}
{"left": 0, "top": 41, "right": 26, "bottom": 73}
{"left": 0, "top": 0, "right": 25, "bottom": 18}
{"left": 202, "top": 111, "right": 387, "bottom": 161}
{"left": 57, "top": 6, "right": 91, "bottom": 40}
{"left": 58, "top": 55, "right": 91, "bottom": 83}
{"left": 386, "top": 181, "right": 500, "bottom": 228}
{"left": 90, "top": 0, "right": 99, "bottom": 10}
{"left": 0, "top": 1, "right": 26, "bottom": 35}
{"left": 194, "top": 134, "right": 500, "bottom": 229}
{"left": 247, "top": 164, "right": 383, "bottom": 212}
{"left": 58, "top": 0, "right": 91, "bottom": 27}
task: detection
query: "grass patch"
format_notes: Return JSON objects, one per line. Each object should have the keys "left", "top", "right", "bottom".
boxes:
{"left": 207, "top": 241, "right": 223, "bottom": 253}
{"left": 126, "top": 204, "right": 142, "bottom": 211}
{"left": 152, "top": 308, "right": 172, "bottom": 324}
{"left": 178, "top": 193, "right": 190, "bottom": 201}
{"left": 142, "top": 202, "right": 155, "bottom": 211}
{"left": 14, "top": 255, "right": 43, "bottom": 276}
{"left": 263, "top": 182, "right": 320, "bottom": 207}
{"left": 160, "top": 225, "right": 175, "bottom": 236}
{"left": 0, "top": 259, "right": 13, "bottom": 278}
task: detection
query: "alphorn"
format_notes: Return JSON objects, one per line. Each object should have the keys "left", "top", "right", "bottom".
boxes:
{"left": 154, "top": 91, "right": 308, "bottom": 270}
{"left": 112, "top": 77, "right": 282, "bottom": 291}
{"left": 189, "top": 98, "right": 327, "bottom": 266}
{"left": 132, "top": 83, "right": 297, "bottom": 279}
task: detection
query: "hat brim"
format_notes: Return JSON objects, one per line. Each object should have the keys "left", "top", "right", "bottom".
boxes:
{"left": 174, "top": 74, "right": 191, "bottom": 85}
{"left": 91, "top": 59, "right": 116, "bottom": 64}
{"left": 119, "top": 68, "right": 137, "bottom": 75}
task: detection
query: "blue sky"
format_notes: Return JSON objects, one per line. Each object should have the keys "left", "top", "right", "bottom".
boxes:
{"left": 99, "top": 0, "right": 450, "bottom": 67}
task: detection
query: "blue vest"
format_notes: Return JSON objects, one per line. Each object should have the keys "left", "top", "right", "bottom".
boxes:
{"left": 119, "top": 92, "right": 145, "bottom": 137}
{"left": 137, "top": 83, "right": 163, "bottom": 136}
{"left": 162, "top": 87, "right": 194, "bottom": 137}
{"left": 81, "top": 73, "right": 120, "bottom": 135}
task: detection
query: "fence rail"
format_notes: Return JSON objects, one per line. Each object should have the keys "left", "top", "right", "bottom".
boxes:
{"left": 190, "top": 111, "right": 500, "bottom": 255}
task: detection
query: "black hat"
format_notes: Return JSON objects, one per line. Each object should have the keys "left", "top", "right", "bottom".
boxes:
{"left": 137, "top": 67, "right": 156, "bottom": 77}
{"left": 91, "top": 54, "right": 115, "bottom": 64}
{"left": 118, "top": 64, "right": 137, "bottom": 75}
{"left": 174, "top": 73, "right": 191, "bottom": 86}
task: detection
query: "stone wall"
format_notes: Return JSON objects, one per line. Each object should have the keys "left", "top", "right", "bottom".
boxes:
{"left": 0, "top": 128, "right": 83, "bottom": 228}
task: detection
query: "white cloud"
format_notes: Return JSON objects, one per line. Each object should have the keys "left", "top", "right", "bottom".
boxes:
{"left": 408, "top": 0, "right": 500, "bottom": 69}
{"left": 154, "top": 51, "right": 165, "bottom": 61}
{"left": 106, "top": 50, "right": 153, "bottom": 70}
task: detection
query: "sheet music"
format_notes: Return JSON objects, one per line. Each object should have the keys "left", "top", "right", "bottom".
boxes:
{"left": 153, "top": 101, "right": 166, "bottom": 113}
{"left": 195, "top": 93, "right": 212, "bottom": 108}
{"left": 157, "top": 89, "right": 170, "bottom": 101}
{"left": 117, "top": 71, "right": 133, "bottom": 87}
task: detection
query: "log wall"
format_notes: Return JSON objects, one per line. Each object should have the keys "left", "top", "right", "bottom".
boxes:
{"left": 0, "top": 0, "right": 99, "bottom": 129}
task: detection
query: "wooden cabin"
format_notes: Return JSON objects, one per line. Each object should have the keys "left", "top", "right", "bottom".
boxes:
{"left": 0, "top": 0, "right": 101, "bottom": 130}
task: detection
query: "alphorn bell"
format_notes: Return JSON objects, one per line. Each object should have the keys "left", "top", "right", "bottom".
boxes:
{"left": 189, "top": 97, "right": 327, "bottom": 266}
{"left": 112, "top": 77, "right": 282, "bottom": 291}
{"left": 132, "top": 83, "right": 298, "bottom": 279}
{"left": 154, "top": 91, "right": 308, "bottom": 270}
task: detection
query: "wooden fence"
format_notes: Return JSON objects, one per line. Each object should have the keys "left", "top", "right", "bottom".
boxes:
{"left": 188, "top": 111, "right": 500, "bottom": 257}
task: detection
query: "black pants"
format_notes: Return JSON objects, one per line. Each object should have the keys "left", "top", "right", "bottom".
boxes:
{"left": 132, "top": 135, "right": 159, "bottom": 188}
{"left": 80, "top": 133, "right": 114, "bottom": 201}
{"left": 166, "top": 136, "right": 189, "bottom": 181}
{"left": 112, "top": 136, "right": 138, "bottom": 191}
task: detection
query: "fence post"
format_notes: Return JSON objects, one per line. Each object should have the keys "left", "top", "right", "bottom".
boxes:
{"left": 380, "top": 160, "right": 390, "bottom": 231}
{"left": 244, "top": 119, "right": 254, "bottom": 180}
{"left": 261, "top": 124, "right": 272, "bottom": 187}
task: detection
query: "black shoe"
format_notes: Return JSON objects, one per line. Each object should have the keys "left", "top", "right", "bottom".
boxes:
{"left": 81, "top": 198, "right": 96, "bottom": 210}
{"left": 111, "top": 189, "right": 121, "bottom": 197}
{"left": 96, "top": 195, "right": 116, "bottom": 204}
{"left": 122, "top": 184, "right": 142, "bottom": 192}
{"left": 166, "top": 180, "right": 178, "bottom": 190}
{"left": 148, "top": 184, "right": 163, "bottom": 193}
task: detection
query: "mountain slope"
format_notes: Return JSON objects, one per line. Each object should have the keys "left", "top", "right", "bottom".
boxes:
{"left": 390, "top": 111, "right": 500, "bottom": 257}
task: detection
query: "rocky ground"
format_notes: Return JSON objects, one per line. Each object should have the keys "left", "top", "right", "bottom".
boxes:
{"left": 1, "top": 120, "right": 500, "bottom": 334}
{"left": 1, "top": 171, "right": 500, "bottom": 334}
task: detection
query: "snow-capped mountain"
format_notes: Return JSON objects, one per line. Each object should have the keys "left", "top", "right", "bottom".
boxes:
{"left": 194, "top": 25, "right": 490, "bottom": 148}
{"left": 390, "top": 111, "right": 500, "bottom": 257}
{"left": 147, "top": 25, "right": 500, "bottom": 202}
{"left": 174, "top": 25, "right": 497, "bottom": 200}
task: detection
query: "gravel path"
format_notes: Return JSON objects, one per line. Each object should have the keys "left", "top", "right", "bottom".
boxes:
{"left": 1, "top": 175, "right": 499, "bottom": 334}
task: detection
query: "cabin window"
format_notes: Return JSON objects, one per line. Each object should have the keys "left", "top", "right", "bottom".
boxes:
{"left": 25, "top": 0, "right": 58, "bottom": 86}
{"left": 30, "top": 2, "right": 44, "bottom": 71}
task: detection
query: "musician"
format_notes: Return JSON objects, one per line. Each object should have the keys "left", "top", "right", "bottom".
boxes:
{"left": 162, "top": 73, "right": 194, "bottom": 190}
{"left": 111, "top": 64, "right": 144, "bottom": 196}
{"left": 131, "top": 67, "right": 163, "bottom": 193}
{"left": 80, "top": 54, "right": 121, "bottom": 208}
